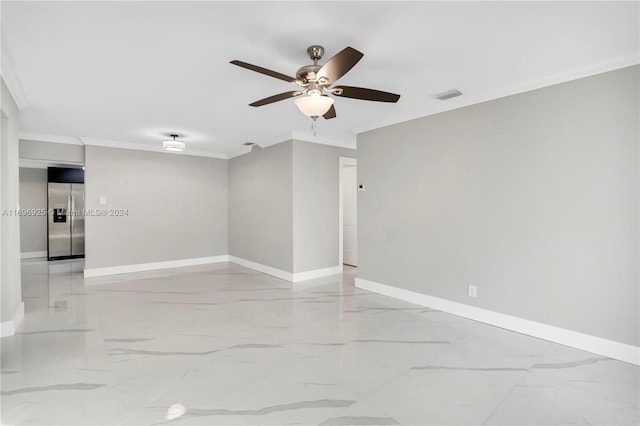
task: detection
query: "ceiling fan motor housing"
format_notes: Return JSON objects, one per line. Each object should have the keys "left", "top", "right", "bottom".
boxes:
{"left": 296, "top": 45, "right": 330, "bottom": 85}
{"left": 296, "top": 64, "right": 322, "bottom": 84}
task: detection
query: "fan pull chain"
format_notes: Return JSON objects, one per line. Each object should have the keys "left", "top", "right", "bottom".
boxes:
{"left": 311, "top": 117, "right": 317, "bottom": 137}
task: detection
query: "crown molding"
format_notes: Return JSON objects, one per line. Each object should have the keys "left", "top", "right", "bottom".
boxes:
{"left": 80, "top": 137, "right": 228, "bottom": 159}
{"left": 1, "top": 32, "right": 29, "bottom": 109}
{"left": 228, "top": 129, "right": 357, "bottom": 160}
{"left": 18, "top": 131, "right": 353, "bottom": 160}
{"left": 19, "top": 132, "right": 84, "bottom": 145}
{"left": 255, "top": 132, "right": 295, "bottom": 149}
{"left": 352, "top": 53, "right": 640, "bottom": 135}
{"left": 19, "top": 158, "right": 83, "bottom": 169}
{"left": 227, "top": 145, "right": 254, "bottom": 159}
{"left": 226, "top": 132, "right": 292, "bottom": 159}
{"left": 21, "top": 132, "right": 230, "bottom": 159}
{"left": 256, "top": 130, "right": 356, "bottom": 151}
{"left": 290, "top": 130, "right": 356, "bottom": 150}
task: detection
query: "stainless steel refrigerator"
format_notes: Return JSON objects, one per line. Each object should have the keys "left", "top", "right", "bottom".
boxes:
{"left": 48, "top": 182, "right": 85, "bottom": 260}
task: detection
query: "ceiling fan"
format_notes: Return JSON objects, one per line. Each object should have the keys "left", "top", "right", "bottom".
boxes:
{"left": 230, "top": 45, "right": 400, "bottom": 121}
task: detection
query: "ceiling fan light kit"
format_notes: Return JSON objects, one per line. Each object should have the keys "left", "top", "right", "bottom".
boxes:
{"left": 294, "top": 94, "right": 334, "bottom": 118}
{"left": 162, "top": 134, "right": 185, "bottom": 152}
{"left": 230, "top": 44, "right": 400, "bottom": 129}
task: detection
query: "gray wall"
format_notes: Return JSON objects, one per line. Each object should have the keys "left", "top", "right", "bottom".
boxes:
{"left": 229, "top": 140, "right": 356, "bottom": 275}
{"left": 229, "top": 142, "right": 293, "bottom": 272}
{"left": 20, "top": 139, "right": 85, "bottom": 163}
{"left": 84, "top": 146, "right": 228, "bottom": 270}
{"left": 357, "top": 65, "right": 639, "bottom": 347}
{"left": 292, "top": 140, "right": 356, "bottom": 273}
{"left": 18, "top": 168, "right": 47, "bottom": 254}
{"left": 1, "top": 78, "right": 23, "bottom": 325}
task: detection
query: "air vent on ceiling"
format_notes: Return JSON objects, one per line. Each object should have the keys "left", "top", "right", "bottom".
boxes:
{"left": 433, "top": 89, "right": 463, "bottom": 101}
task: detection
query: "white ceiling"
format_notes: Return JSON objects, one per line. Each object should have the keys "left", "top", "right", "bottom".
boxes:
{"left": 2, "top": 1, "right": 638, "bottom": 157}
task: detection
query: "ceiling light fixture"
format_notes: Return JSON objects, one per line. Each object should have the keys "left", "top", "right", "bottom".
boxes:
{"left": 162, "top": 134, "right": 185, "bottom": 152}
{"left": 294, "top": 93, "right": 334, "bottom": 119}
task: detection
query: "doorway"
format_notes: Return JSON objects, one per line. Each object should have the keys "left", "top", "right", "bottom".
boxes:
{"left": 18, "top": 162, "right": 85, "bottom": 261}
{"left": 339, "top": 157, "right": 357, "bottom": 267}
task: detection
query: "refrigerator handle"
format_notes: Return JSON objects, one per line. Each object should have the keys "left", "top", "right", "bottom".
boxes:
{"left": 69, "top": 193, "right": 74, "bottom": 236}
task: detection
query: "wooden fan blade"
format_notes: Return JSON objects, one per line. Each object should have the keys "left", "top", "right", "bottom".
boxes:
{"left": 317, "top": 47, "right": 363, "bottom": 85}
{"left": 230, "top": 60, "right": 296, "bottom": 83}
{"left": 323, "top": 104, "right": 336, "bottom": 119}
{"left": 333, "top": 86, "right": 400, "bottom": 103}
{"left": 249, "top": 91, "right": 303, "bottom": 107}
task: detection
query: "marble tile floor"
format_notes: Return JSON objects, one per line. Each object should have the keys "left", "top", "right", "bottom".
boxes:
{"left": 1, "top": 258, "right": 638, "bottom": 425}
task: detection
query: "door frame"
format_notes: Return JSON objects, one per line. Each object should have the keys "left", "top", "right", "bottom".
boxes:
{"left": 338, "top": 156, "right": 357, "bottom": 266}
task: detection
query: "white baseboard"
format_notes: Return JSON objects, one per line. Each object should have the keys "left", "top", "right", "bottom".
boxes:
{"left": 21, "top": 251, "right": 47, "bottom": 259}
{"left": 355, "top": 278, "right": 640, "bottom": 366}
{"left": 228, "top": 256, "right": 294, "bottom": 281}
{"left": 1, "top": 302, "right": 25, "bottom": 337}
{"left": 82, "top": 254, "right": 341, "bottom": 282}
{"left": 228, "top": 256, "right": 342, "bottom": 283}
{"left": 293, "top": 265, "right": 343, "bottom": 282}
{"left": 84, "top": 255, "right": 230, "bottom": 278}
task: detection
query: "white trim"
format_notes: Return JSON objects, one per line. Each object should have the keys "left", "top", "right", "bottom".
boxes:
{"left": 1, "top": 302, "right": 25, "bottom": 337}
{"left": 230, "top": 131, "right": 357, "bottom": 160}
{"left": 83, "top": 255, "right": 229, "bottom": 279}
{"left": 227, "top": 136, "right": 292, "bottom": 159}
{"left": 1, "top": 32, "right": 29, "bottom": 109}
{"left": 19, "top": 159, "right": 84, "bottom": 169}
{"left": 338, "top": 157, "right": 357, "bottom": 266}
{"left": 19, "top": 132, "right": 84, "bottom": 145}
{"left": 16, "top": 131, "right": 356, "bottom": 161}
{"left": 228, "top": 256, "right": 342, "bottom": 283}
{"left": 228, "top": 256, "right": 293, "bottom": 281}
{"left": 352, "top": 55, "right": 640, "bottom": 135}
{"left": 254, "top": 133, "right": 295, "bottom": 149}
{"left": 84, "top": 137, "right": 228, "bottom": 159}
{"left": 80, "top": 137, "right": 228, "bottom": 160}
{"left": 21, "top": 251, "right": 47, "bottom": 259}
{"left": 19, "top": 134, "right": 229, "bottom": 159}
{"left": 227, "top": 145, "right": 254, "bottom": 159}
{"left": 290, "top": 131, "right": 357, "bottom": 151}
{"left": 355, "top": 278, "right": 640, "bottom": 366}
{"left": 292, "top": 265, "right": 343, "bottom": 282}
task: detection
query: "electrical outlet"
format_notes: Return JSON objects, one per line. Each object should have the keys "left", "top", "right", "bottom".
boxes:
{"left": 468, "top": 285, "right": 477, "bottom": 298}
